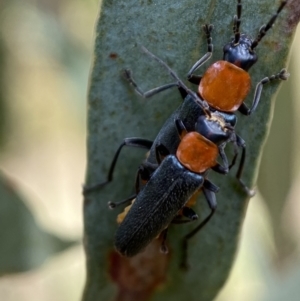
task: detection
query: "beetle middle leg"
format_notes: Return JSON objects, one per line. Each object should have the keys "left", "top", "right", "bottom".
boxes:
{"left": 229, "top": 134, "right": 255, "bottom": 197}
{"left": 160, "top": 206, "right": 201, "bottom": 254}
{"left": 83, "top": 137, "right": 153, "bottom": 195}
{"left": 107, "top": 142, "right": 168, "bottom": 209}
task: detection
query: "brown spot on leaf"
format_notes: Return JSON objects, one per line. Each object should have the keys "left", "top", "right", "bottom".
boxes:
{"left": 286, "top": 0, "right": 300, "bottom": 33}
{"left": 109, "top": 239, "right": 170, "bottom": 301}
{"left": 109, "top": 53, "right": 118, "bottom": 59}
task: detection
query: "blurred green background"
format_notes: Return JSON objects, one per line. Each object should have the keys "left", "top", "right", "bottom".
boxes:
{"left": 0, "top": 0, "right": 299, "bottom": 300}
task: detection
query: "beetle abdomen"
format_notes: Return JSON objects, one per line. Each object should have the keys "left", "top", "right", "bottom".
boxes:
{"left": 115, "top": 155, "right": 204, "bottom": 257}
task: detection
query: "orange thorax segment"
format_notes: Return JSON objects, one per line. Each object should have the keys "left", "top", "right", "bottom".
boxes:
{"left": 199, "top": 60, "right": 251, "bottom": 112}
{"left": 176, "top": 132, "right": 219, "bottom": 173}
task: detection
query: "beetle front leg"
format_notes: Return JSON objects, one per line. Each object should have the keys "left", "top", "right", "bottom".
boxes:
{"left": 187, "top": 24, "right": 214, "bottom": 83}
{"left": 239, "top": 68, "right": 289, "bottom": 115}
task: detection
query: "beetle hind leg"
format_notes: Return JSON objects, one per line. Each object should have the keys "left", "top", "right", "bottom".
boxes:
{"left": 180, "top": 186, "right": 217, "bottom": 270}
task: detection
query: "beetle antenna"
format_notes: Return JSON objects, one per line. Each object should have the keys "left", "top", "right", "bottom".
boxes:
{"left": 141, "top": 46, "right": 211, "bottom": 116}
{"left": 251, "top": 0, "right": 287, "bottom": 50}
{"left": 233, "top": 0, "right": 242, "bottom": 44}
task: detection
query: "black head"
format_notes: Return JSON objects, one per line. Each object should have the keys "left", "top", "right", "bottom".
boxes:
{"left": 195, "top": 113, "right": 232, "bottom": 146}
{"left": 223, "top": 34, "right": 258, "bottom": 71}
{"left": 225, "top": 0, "right": 288, "bottom": 71}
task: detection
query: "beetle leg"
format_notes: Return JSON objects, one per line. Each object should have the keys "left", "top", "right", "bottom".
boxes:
{"left": 174, "top": 118, "right": 189, "bottom": 139}
{"left": 182, "top": 207, "right": 198, "bottom": 220}
{"left": 218, "top": 143, "right": 229, "bottom": 173}
{"left": 233, "top": 135, "right": 256, "bottom": 197}
{"left": 211, "top": 143, "right": 229, "bottom": 174}
{"left": 108, "top": 160, "right": 159, "bottom": 209}
{"left": 180, "top": 186, "right": 217, "bottom": 269}
{"left": 229, "top": 148, "right": 238, "bottom": 171}
{"left": 177, "top": 86, "right": 188, "bottom": 99}
{"left": 83, "top": 138, "right": 153, "bottom": 195}
{"left": 211, "top": 163, "right": 227, "bottom": 174}
{"left": 188, "top": 75, "right": 202, "bottom": 86}
{"left": 135, "top": 161, "right": 158, "bottom": 193}
{"left": 239, "top": 68, "right": 289, "bottom": 115}
{"left": 174, "top": 180, "right": 219, "bottom": 225}
{"left": 159, "top": 228, "right": 169, "bottom": 254}
{"left": 203, "top": 178, "right": 220, "bottom": 193}
{"left": 187, "top": 24, "right": 214, "bottom": 81}
{"left": 108, "top": 194, "right": 136, "bottom": 209}
{"left": 172, "top": 207, "right": 199, "bottom": 224}
{"left": 123, "top": 68, "right": 178, "bottom": 98}
{"left": 155, "top": 143, "right": 170, "bottom": 164}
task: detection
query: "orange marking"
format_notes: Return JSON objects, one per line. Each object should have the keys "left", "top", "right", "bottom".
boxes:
{"left": 178, "top": 190, "right": 201, "bottom": 216}
{"left": 199, "top": 61, "right": 251, "bottom": 112}
{"left": 117, "top": 199, "right": 135, "bottom": 224}
{"left": 185, "top": 190, "right": 201, "bottom": 207}
{"left": 179, "top": 128, "right": 188, "bottom": 140}
{"left": 176, "top": 132, "right": 219, "bottom": 173}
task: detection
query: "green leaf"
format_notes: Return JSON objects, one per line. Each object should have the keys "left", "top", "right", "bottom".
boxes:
{"left": 257, "top": 78, "right": 296, "bottom": 262}
{"left": 0, "top": 173, "right": 76, "bottom": 275}
{"left": 83, "top": 1, "right": 298, "bottom": 300}
{"left": 0, "top": 30, "right": 7, "bottom": 148}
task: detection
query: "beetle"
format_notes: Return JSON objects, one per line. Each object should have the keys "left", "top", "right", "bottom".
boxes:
{"left": 89, "top": 53, "right": 244, "bottom": 267}
{"left": 83, "top": 0, "right": 289, "bottom": 264}
{"left": 87, "top": 47, "right": 251, "bottom": 198}
{"left": 125, "top": 0, "right": 288, "bottom": 115}
{"left": 114, "top": 111, "right": 237, "bottom": 268}
{"left": 86, "top": 0, "right": 289, "bottom": 197}
{"left": 187, "top": 0, "right": 289, "bottom": 115}
{"left": 122, "top": 0, "right": 289, "bottom": 194}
